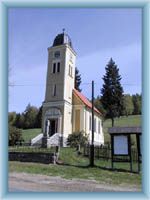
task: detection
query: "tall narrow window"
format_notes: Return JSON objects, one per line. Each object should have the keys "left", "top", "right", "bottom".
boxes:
{"left": 57, "top": 62, "right": 60, "bottom": 73}
{"left": 71, "top": 66, "right": 73, "bottom": 76}
{"left": 53, "top": 63, "right": 56, "bottom": 73}
{"left": 89, "top": 115, "right": 92, "bottom": 131}
{"left": 53, "top": 84, "right": 56, "bottom": 96}
{"left": 98, "top": 121, "right": 101, "bottom": 134}
{"left": 69, "top": 65, "right": 72, "bottom": 77}
{"left": 94, "top": 118, "right": 96, "bottom": 132}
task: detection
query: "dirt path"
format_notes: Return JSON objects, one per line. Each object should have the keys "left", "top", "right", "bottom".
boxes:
{"left": 9, "top": 172, "right": 141, "bottom": 192}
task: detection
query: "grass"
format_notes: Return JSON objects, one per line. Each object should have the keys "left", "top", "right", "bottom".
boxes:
{"left": 103, "top": 115, "right": 141, "bottom": 144}
{"left": 9, "top": 147, "right": 141, "bottom": 187}
{"left": 20, "top": 115, "right": 141, "bottom": 144}
{"left": 21, "top": 128, "right": 42, "bottom": 142}
{"left": 9, "top": 146, "right": 56, "bottom": 153}
{"left": 9, "top": 115, "right": 142, "bottom": 187}
{"left": 103, "top": 115, "right": 141, "bottom": 129}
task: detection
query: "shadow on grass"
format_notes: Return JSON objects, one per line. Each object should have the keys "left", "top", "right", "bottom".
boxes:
{"left": 56, "top": 161, "right": 140, "bottom": 174}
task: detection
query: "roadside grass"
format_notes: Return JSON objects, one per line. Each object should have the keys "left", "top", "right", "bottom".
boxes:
{"left": 9, "top": 147, "right": 141, "bottom": 186}
{"left": 21, "top": 129, "right": 42, "bottom": 143}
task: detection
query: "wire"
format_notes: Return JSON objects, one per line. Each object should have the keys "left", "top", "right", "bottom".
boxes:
{"left": 8, "top": 82, "right": 141, "bottom": 87}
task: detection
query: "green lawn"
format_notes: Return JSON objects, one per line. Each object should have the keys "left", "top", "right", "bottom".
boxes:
{"left": 21, "top": 128, "right": 42, "bottom": 142}
{"left": 103, "top": 115, "right": 141, "bottom": 144}
{"left": 20, "top": 115, "right": 141, "bottom": 144}
{"left": 10, "top": 115, "right": 141, "bottom": 187}
{"left": 9, "top": 147, "right": 141, "bottom": 186}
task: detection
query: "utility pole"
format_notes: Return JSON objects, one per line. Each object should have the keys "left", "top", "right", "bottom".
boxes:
{"left": 90, "top": 80, "right": 95, "bottom": 167}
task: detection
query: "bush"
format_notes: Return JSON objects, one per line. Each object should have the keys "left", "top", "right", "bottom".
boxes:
{"left": 67, "top": 131, "right": 88, "bottom": 148}
{"left": 9, "top": 125, "right": 24, "bottom": 146}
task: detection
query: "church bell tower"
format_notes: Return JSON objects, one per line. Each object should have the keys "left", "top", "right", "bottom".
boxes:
{"left": 42, "top": 30, "right": 76, "bottom": 146}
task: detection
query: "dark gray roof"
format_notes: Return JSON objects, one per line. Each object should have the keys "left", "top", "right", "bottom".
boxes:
{"left": 53, "top": 33, "right": 73, "bottom": 48}
{"left": 108, "top": 127, "right": 142, "bottom": 135}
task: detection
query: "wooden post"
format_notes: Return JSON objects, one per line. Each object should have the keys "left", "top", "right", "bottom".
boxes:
{"left": 128, "top": 135, "right": 133, "bottom": 172}
{"left": 90, "top": 81, "right": 95, "bottom": 167}
{"left": 136, "top": 134, "right": 141, "bottom": 173}
{"left": 111, "top": 135, "right": 114, "bottom": 169}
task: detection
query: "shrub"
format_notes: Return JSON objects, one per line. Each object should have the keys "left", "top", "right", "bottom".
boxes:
{"left": 67, "top": 131, "right": 88, "bottom": 148}
{"left": 9, "top": 125, "right": 24, "bottom": 146}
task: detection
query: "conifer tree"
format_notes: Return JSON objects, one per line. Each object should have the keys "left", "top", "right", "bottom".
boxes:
{"left": 101, "top": 58, "right": 124, "bottom": 126}
{"left": 75, "top": 67, "right": 82, "bottom": 92}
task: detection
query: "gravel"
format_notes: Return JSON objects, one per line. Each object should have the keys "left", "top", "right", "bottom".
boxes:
{"left": 9, "top": 172, "right": 141, "bottom": 192}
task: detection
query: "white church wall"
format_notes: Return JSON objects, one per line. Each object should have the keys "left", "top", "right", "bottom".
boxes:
{"left": 85, "top": 109, "right": 104, "bottom": 146}
{"left": 63, "top": 102, "right": 73, "bottom": 139}
{"left": 63, "top": 45, "right": 76, "bottom": 104}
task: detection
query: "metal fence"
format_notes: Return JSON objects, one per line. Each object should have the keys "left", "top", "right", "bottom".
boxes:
{"left": 83, "top": 145, "right": 139, "bottom": 162}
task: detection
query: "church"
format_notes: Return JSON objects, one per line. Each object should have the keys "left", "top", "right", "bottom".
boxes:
{"left": 40, "top": 31, "right": 104, "bottom": 147}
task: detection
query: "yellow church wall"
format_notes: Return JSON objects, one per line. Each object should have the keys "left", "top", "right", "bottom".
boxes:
{"left": 72, "top": 91, "right": 104, "bottom": 145}
{"left": 75, "top": 109, "right": 80, "bottom": 132}
{"left": 42, "top": 32, "right": 104, "bottom": 146}
{"left": 45, "top": 46, "right": 66, "bottom": 102}
{"left": 72, "top": 106, "right": 104, "bottom": 144}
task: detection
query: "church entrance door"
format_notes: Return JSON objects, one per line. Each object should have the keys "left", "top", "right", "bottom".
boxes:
{"left": 49, "top": 119, "right": 58, "bottom": 136}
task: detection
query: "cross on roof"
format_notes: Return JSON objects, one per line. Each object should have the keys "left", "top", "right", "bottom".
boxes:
{"left": 62, "top": 28, "right": 65, "bottom": 33}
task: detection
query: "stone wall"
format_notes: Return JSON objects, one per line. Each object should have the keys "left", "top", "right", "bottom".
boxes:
{"left": 9, "top": 152, "right": 57, "bottom": 164}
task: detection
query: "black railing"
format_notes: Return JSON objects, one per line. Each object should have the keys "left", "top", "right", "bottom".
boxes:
{"left": 83, "top": 145, "right": 140, "bottom": 162}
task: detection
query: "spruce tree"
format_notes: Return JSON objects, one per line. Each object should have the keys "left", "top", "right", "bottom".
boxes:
{"left": 75, "top": 67, "right": 82, "bottom": 92}
{"left": 101, "top": 58, "right": 124, "bottom": 126}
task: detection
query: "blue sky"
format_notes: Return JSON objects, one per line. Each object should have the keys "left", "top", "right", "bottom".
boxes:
{"left": 8, "top": 8, "right": 142, "bottom": 113}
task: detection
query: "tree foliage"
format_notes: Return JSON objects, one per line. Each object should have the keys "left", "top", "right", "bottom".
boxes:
{"left": 14, "top": 113, "right": 25, "bottom": 129}
{"left": 35, "top": 106, "right": 43, "bottom": 128}
{"left": 8, "top": 112, "right": 16, "bottom": 125}
{"left": 93, "top": 96, "right": 106, "bottom": 117}
{"left": 12, "top": 104, "right": 42, "bottom": 129}
{"left": 67, "top": 131, "right": 88, "bottom": 147}
{"left": 75, "top": 67, "right": 82, "bottom": 92}
{"left": 132, "top": 94, "right": 142, "bottom": 115}
{"left": 23, "top": 104, "right": 39, "bottom": 129}
{"left": 122, "top": 94, "right": 134, "bottom": 116}
{"left": 101, "top": 58, "right": 124, "bottom": 126}
{"left": 9, "top": 125, "right": 23, "bottom": 146}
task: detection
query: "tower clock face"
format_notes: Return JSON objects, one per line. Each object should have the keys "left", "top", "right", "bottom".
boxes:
{"left": 54, "top": 51, "right": 60, "bottom": 58}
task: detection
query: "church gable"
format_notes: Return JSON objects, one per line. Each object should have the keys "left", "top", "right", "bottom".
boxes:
{"left": 73, "top": 89, "right": 102, "bottom": 116}
{"left": 73, "top": 90, "right": 85, "bottom": 106}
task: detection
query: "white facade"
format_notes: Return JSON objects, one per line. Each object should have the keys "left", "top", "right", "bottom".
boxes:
{"left": 42, "top": 32, "right": 104, "bottom": 146}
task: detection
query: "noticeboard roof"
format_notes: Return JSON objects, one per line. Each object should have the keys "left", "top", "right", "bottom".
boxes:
{"left": 108, "top": 127, "right": 142, "bottom": 135}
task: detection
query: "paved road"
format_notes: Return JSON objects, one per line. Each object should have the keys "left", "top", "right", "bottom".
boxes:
{"left": 9, "top": 172, "right": 141, "bottom": 192}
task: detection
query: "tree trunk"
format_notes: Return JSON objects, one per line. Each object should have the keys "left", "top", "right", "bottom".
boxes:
{"left": 111, "top": 118, "right": 114, "bottom": 127}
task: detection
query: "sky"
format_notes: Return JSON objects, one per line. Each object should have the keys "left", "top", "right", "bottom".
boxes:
{"left": 8, "top": 8, "right": 142, "bottom": 113}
